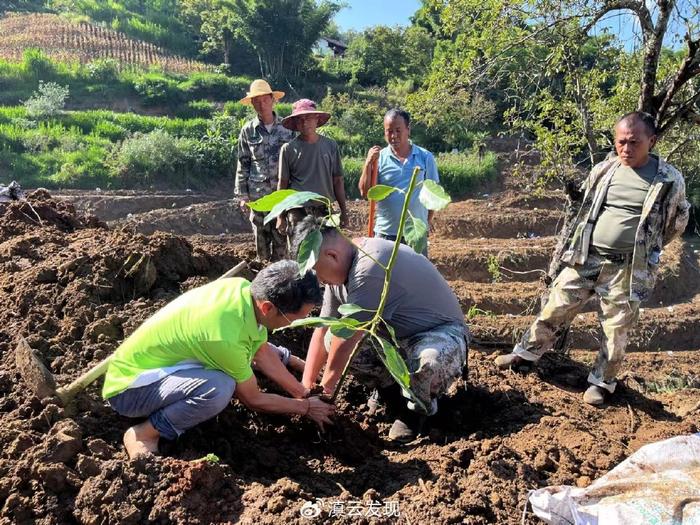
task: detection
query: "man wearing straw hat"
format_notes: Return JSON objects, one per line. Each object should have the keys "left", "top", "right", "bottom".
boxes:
{"left": 276, "top": 99, "right": 349, "bottom": 237}
{"left": 235, "top": 79, "right": 295, "bottom": 261}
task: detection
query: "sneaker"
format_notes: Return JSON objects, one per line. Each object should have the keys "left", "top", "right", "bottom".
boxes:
{"left": 582, "top": 385, "right": 606, "bottom": 406}
{"left": 494, "top": 353, "right": 530, "bottom": 370}
{"left": 388, "top": 410, "right": 426, "bottom": 443}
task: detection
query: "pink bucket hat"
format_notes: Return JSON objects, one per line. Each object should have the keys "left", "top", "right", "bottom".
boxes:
{"left": 281, "top": 99, "right": 331, "bottom": 131}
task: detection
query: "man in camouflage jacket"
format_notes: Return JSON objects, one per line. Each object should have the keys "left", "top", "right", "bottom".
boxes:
{"left": 235, "top": 79, "right": 295, "bottom": 261}
{"left": 495, "top": 112, "right": 690, "bottom": 405}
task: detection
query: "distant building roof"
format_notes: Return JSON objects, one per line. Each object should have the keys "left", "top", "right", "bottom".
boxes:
{"left": 320, "top": 36, "right": 347, "bottom": 56}
{"left": 321, "top": 37, "right": 347, "bottom": 50}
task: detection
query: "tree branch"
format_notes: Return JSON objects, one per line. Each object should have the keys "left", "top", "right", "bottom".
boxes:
{"left": 655, "top": 33, "right": 700, "bottom": 126}
{"left": 582, "top": 0, "right": 654, "bottom": 35}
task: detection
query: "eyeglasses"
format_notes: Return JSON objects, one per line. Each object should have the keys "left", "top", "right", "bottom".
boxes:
{"left": 277, "top": 307, "right": 293, "bottom": 326}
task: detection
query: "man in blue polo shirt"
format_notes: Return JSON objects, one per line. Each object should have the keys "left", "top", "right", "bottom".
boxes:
{"left": 358, "top": 108, "right": 439, "bottom": 256}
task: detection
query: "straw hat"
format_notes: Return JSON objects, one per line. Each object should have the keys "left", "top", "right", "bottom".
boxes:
{"left": 281, "top": 99, "right": 331, "bottom": 131}
{"left": 239, "top": 79, "right": 285, "bottom": 105}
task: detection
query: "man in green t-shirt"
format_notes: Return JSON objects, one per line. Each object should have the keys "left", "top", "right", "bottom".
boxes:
{"left": 103, "top": 260, "right": 334, "bottom": 458}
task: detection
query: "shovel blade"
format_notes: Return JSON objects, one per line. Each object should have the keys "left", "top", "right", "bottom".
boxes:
{"left": 15, "top": 337, "right": 56, "bottom": 399}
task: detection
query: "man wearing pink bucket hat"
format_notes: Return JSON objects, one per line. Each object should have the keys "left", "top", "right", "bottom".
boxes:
{"left": 277, "top": 99, "right": 349, "bottom": 236}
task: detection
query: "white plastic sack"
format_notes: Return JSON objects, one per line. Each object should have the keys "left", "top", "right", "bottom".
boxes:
{"left": 529, "top": 433, "right": 700, "bottom": 525}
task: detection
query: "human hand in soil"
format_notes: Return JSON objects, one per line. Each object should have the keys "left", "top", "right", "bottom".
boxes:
{"left": 304, "top": 396, "right": 335, "bottom": 431}
{"left": 239, "top": 198, "right": 249, "bottom": 212}
{"left": 305, "top": 384, "right": 325, "bottom": 397}
{"left": 339, "top": 211, "right": 349, "bottom": 228}
{"left": 276, "top": 216, "right": 287, "bottom": 235}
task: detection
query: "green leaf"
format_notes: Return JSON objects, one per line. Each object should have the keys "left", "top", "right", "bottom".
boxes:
{"left": 367, "top": 184, "right": 398, "bottom": 201}
{"left": 323, "top": 213, "right": 341, "bottom": 227}
{"left": 263, "top": 191, "right": 329, "bottom": 224}
{"left": 337, "top": 303, "right": 368, "bottom": 316}
{"left": 374, "top": 336, "right": 410, "bottom": 389}
{"left": 330, "top": 324, "right": 357, "bottom": 339}
{"left": 419, "top": 179, "right": 451, "bottom": 211}
{"left": 247, "top": 189, "right": 297, "bottom": 212}
{"left": 404, "top": 214, "right": 428, "bottom": 255}
{"left": 372, "top": 336, "right": 428, "bottom": 413}
{"left": 195, "top": 453, "right": 220, "bottom": 463}
{"left": 296, "top": 228, "right": 322, "bottom": 274}
{"left": 284, "top": 316, "right": 338, "bottom": 329}
{"left": 382, "top": 319, "right": 399, "bottom": 348}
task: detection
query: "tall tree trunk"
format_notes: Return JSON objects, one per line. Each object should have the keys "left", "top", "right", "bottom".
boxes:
{"left": 638, "top": 0, "right": 674, "bottom": 116}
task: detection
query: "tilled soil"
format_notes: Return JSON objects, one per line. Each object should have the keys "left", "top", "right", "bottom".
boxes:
{"left": 1, "top": 190, "right": 699, "bottom": 524}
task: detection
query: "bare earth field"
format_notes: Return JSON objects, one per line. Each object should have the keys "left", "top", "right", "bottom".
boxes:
{"left": 0, "top": 188, "right": 698, "bottom": 524}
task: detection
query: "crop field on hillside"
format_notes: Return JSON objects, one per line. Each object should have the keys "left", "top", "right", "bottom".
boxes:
{"left": 0, "top": 13, "right": 208, "bottom": 74}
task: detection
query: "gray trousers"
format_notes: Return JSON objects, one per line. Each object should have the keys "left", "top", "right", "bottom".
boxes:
{"left": 108, "top": 368, "right": 236, "bottom": 440}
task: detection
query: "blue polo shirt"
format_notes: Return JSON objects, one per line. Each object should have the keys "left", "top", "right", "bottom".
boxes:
{"left": 374, "top": 144, "right": 439, "bottom": 237}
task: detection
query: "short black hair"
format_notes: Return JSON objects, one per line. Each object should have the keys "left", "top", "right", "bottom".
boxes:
{"left": 250, "top": 260, "right": 321, "bottom": 313}
{"left": 290, "top": 216, "right": 338, "bottom": 260}
{"left": 616, "top": 111, "right": 657, "bottom": 136}
{"left": 384, "top": 108, "right": 411, "bottom": 127}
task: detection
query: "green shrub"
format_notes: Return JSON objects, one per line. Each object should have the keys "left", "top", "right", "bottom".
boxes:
{"left": 85, "top": 59, "right": 120, "bottom": 83}
{"left": 435, "top": 151, "right": 499, "bottom": 198}
{"left": 275, "top": 102, "right": 293, "bottom": 118}
{"left": 91, "top": 120, "right": 128, "bottom": 141}
{"left": 178, "top": 73, "right": 250, "bottom": 101}
{"left": 22, "top": 49, "right": 56, "bottom": 80}
{"left": 110, "top": 129, "right": 186, "bottom": 186}
{"left": 24, "top": 82, "right": 70, "bottom": 118}
{"left": 131, "top": 73, "right": 182, "bottom": 106}
{"left": 342, "top": 157, "right": 364, "bottom": 199}
{"left": 176, "top": 100, "right": 216, "bottom": 119}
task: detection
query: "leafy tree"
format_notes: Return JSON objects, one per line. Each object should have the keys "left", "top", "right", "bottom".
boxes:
{"left": 344, "top": 24, "right": 435, "bottom": 87}
{"left": 419, "top": 0, "right": 699, "bottom": 181}
{"left": 182, "top": 0, "right": 341, "bottom": 80}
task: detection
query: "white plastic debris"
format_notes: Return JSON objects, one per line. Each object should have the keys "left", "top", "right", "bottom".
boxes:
{"left": 528, "top": 433, "right": 700, "bottom": 525}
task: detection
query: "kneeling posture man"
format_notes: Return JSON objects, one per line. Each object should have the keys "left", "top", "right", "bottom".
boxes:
{"left": 295, "top": 218, "right": 469, "bottom": 442}
{"left": 103, "top": 260, "right": 334, "bottom": 458}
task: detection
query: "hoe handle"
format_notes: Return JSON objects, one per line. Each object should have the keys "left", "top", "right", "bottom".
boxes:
{"left": 56, "top": 356, "right": 112, "bottom": 404}
{"left": 367, "top": 158, "right": 378, "bottom": 237}
{"left": 217, "top": 260, "right": 247, "bottom": 280}
{"left": 56, "top": 261, "right": 249, "bottom": 404}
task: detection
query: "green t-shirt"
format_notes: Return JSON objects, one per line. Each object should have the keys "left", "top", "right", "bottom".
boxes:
{"left": 592, "top": 158, "right": 658, "bottom": 254}
{"left": 102, "top": 278, "right": 267, "bottom": 399}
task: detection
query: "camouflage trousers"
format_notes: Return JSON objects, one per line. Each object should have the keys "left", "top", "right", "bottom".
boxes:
{"left": 513, "top": 253, "right": 641, "bottom": 393}
{"left": 250, "top": 210, "right": 287, "bottom": 262}
{"left": 326, "top": 322, "right": 469, "bottom": 415}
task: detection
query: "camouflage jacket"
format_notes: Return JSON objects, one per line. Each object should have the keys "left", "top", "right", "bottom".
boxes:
{"left": 559, "top": 154, "right": 690, "bottom": 302}
{"left": 234, "top": 113, "right": 295, "bottom": 201}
